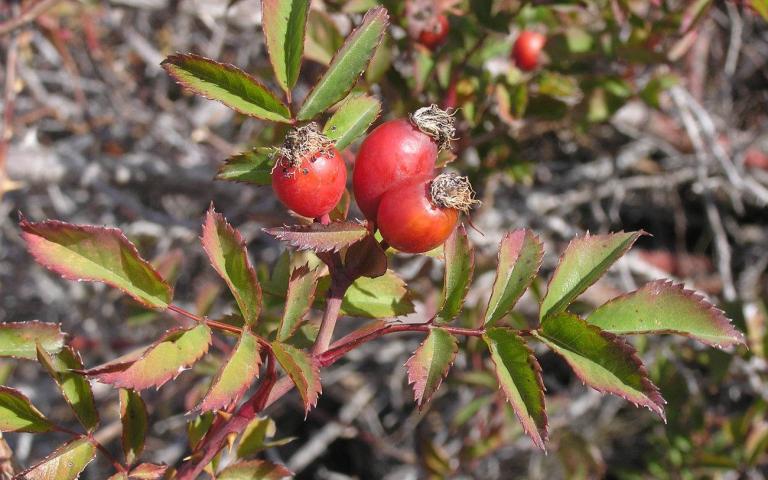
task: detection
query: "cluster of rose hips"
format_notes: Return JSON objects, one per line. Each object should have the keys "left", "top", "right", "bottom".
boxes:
{"left": 413, "top": 13, "right": 546, "bottom": 72}
{"left": 271, "top": 106, "right": 478, "bottom": 254}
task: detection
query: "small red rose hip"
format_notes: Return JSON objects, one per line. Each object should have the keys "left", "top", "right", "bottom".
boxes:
{"left": 512, "top": 30, "right": 546, "bottom": 72}
{"left": 272, "top": 124, "right": 346, "bottom": 219}
{"left": 418, "top": 14, "right": 449, "bottom": 50}
{"left": 377, "top": 172, "right": 479, "bottom": 254}
{"left": 353, "top": 105, "right": 455, "bottom": 222}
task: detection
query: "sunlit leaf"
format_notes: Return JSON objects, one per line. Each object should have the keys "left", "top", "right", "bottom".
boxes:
{"left": 0, "top": 386, "right": 53, "bottom": 433}
{"left": 339, "top": 270, "right": 414, "bottom": 318}
{"left": 202, "top": 206, "right": 262, "bottom": 326}
{"left": 162, "top": 53, "right": 291, "bottom": 122}
{"left": 534, "top": 312, "right": 665, "bottom": 419}
{"left": 20, "top": 218, "right": 172, "bottom": 309}
{"left": 277, "top": 266, "right": 318, "bottom": 341}
{"left": 119, "top": 389, "right": 147, "bottom": 465}
{"left": 262, "top": 0, "right": 310, "bottom": 93}
{"left": 484, "top": 230, "right": 543, "bottom": 327}
{"left": 198, "top": 331, "right": 261, "bottom": 412}
{"left": 540, "top": 231, "right": 643, "bottom": 320}
{"left": 297, "top": 7, "right": 389, "bottom": 120}
{"left": 128, "top": 463, "right": 168, "bottom": 479}
{"left": 217, "top": 460, "right": 292, "bottom": 479}
{"left": 237, "top": 416, "right": 295, "bottom": 457}
{"left": 271, "top": 342, "right": 321, "bottom": 413}
{"left": 587, "top": 280, "right": 745, "bottom": 348}
{"left": 405, "top": 327, "right": 458, "bottom": 407}
{"left": 36, "top": 346, "right": 99, "bottom": 432}
{"left": 89, "top": 325, "right": 212, "bottom": 390}
{"left": 0, "top": 321, "right": 65, "bottom": 360}
{"left": 20, "top": 437, "right": 96, "bottom": 480}
{"left": 323, "top": 94, "right": 381, "bottom": 151}
{"left": 264, "top": 222, "right": 368, "bottom": 253}
{"left": 436, "top": 225, "right": 474, "bottom": 323}
{"left": 483, "top": 328, "right": 547, "bottom": 449}
{"left": 216, "top": 148, "right": 277, "bottom": 186}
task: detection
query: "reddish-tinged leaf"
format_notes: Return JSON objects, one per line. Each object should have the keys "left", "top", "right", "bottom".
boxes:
{"left": 263, "top": 222, "right": 368, "bottom": 252}
{"left": 161, "top": 53, "right": 291, "bottom": 122}
{"left": 588, "top": 280, "right": 745, "bottom": 348}
{"left": 19, "top": 437, "right": 96, "bottom": 480}
{"left": 90, "top": 325, "right": 212, "bottom": 390}
{"left": 202, "top": 207, "right": 262, "bottom": 326}
{"left": 198, "top": 331, "right": 261, "bottom": 412}
{"left": 343, "top": 234, "right": 387, "bottom": 279}
{"left": 20, "top": 219, "right": 172, "bottom": 309}
{"left": 0, "top": 321, "right": 65, "bottom": 360}
{"left": 540, "top": 231, "right": 644, "bottom": 320}
{"left": 217, "top": 459, "right": 292, "bottom": 479}
{"left": 436, "top": 225, "right": 474, "bottom": 323}
{"left": 535, "top": 312, "right": 665, "bottom": 419}
{"left": 271, "top": 342, "right": 321, "bottom": 414}
{"left": 36, "top": 345, "right": 99, "bottom": 432}
{"left": 277, "top": 266, "right": 318, "bottom": 341}
{"left": 119, "top": 389, "right": 147, "bottom": 465}
{"left": 262, "top": 0, "right": 310, "bottom": 93}
{"left": 405, "top": 327, "right": 458, "bottom": 407}
{"left": 129, "top": 462, "right": 167, "bottom": 479}
{"left": 297, "top": 7, "right": 389, "bottom": 120}
{"left": 0, "top": 386, "right": 53, "bottom": 433}
{"left": 484, "top": 230, "right": 543, "bottom": 327}
{"left": 483, "top": 328, "right": 547, "bottom": 449}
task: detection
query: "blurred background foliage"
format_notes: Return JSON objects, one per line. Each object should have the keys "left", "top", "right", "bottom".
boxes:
{"left": 1, "top": 0, "right": 767, "bottom": 478}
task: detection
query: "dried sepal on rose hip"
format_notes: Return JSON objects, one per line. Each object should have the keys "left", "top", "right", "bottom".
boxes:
{"left": 377, "top": 172, "right": 480, "bottom": 254}
{"left": 353, "top": 104, "right": 456, "bottom": 222}
{"left": 272, "top": 123, "right": 347, "bottom": 219}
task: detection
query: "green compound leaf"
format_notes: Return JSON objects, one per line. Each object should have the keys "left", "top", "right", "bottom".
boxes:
{"left": 340, "top": 270, "right": 414, "bottom": 318}
{"left": 484, "top": 230, "right": 543, "bottom": 327}
{"left": 277, "top": 265, "right": 318, "bottom": 341}
{"left": 198, "top": 331, "right": 262, "bottom": 412}
{"left": 0, "top": 386, "right": 53, "bottom": 433}
{"left": 587, "top": 280, "right": 745, "bottom": 349}
{"left": 404, "top": 327, "right": 458, "bottom": 407}
{"left": 540, "top": 231, "right": 644, "bottom": 320}
{"left": 89, "top": 324, "right": 212, "bottom": 390}
{"left": 36, "top": 345, "right": 99, "bottom": 432}
{"left": 264, "top": 222, "right": 369, "bottom": 253}
{"left": 483, "top": 328, "right": 547, "bottom": 449}
{"left": 119, "top": 389, "right": 147, "bottom": 465}
{"left": 217, "top": 459, "right": 293, "bottom": 480}
{"left": 202, "top": 206, "right": 262, "bottom": 326}
{"left": 436, "top": 225, "right": 474, "bottom": 323}
{"left": 262, "top": 0, "right": 310, "bottom": 93}
{"left": 304, "top": 10, "right": 344, "bottom": 65}
{"left": 297, "top": 7, "right": 389, "bottom": 120}
{"left": 0, "top": 321, "right": 65, "bottom": 360}
{"left": 162, "top": 53, "right": 291, "bottom": 122}
{"left": 323, "top": 94, "right": 381, "bottom": 151}
{"left": 19, "top": 437, "right": 96, "bottom": 480}
{"left": 216, "top": 147, "right": 277, "bottom": 186}
{"left": 534, "top": 312, "right": 665, "bottom": 419}
{"left": 20, "top": 218, "right": 172, "bottom": 309}
{"left": 271, "top": 341, "right": 321, "bottom": 414}
{"left": 237, "top": 417, "right": 295, "bottom": 458}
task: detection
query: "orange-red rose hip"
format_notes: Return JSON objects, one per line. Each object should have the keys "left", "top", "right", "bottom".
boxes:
{"left": 512, "top": 30, "right": 546, "bottom": 72}
{"left": 272, "top": 126, "right": 346, "bottom": 219}
{"left": 418, "top": 14, "right": 449, "bottom": 50}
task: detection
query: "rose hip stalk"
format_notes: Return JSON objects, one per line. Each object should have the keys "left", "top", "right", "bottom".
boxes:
{"left": 353, "top": 105, "right": 456, "bottom": 222}
{"left": 272, "top": 123, "right": 346, "bottom": 219}
{"left": 377, "top": 172, "right": 480, "bottom": 253}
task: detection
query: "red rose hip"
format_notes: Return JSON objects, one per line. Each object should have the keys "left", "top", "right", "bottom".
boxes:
{"left": 353, "top": 105, "right": 455, "bottom": 222}
{"left": 272, "top": 124, "right": 346, "bottom": 219}
{"left": 377, "top": 173, "right": 478, "bottom": 254}
{"left": 418, "top": 14, "right": 449, "bottom": 50}
{"left": 512, "top": 30, "right": 546, "bottom": 72}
